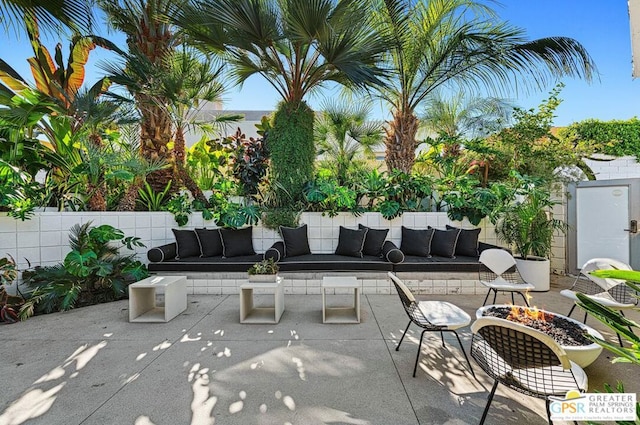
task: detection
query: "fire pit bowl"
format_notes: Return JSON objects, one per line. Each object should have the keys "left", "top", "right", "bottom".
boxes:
{"left": 476, "top": 305, "right": 603, "bottom": 368}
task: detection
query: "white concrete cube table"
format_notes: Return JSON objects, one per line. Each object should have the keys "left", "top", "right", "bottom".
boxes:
{"left": 240, "top": 277, "right": 284, "bottom": 324}
{"left": 129, "top": 275, "right": 187, "bottom": 322}
{"left": 322, "top": 276, "right": 360, "bottom": 324}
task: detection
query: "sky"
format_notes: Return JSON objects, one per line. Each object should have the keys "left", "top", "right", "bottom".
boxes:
{"left": 1, "top": 0, "right": 638, "bottom": 127}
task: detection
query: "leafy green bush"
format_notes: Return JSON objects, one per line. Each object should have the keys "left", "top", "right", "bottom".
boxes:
{"left": 303, "top": 176, "right": 358, "bottom": 217}
{"left": 20, "top": 222, "right": 148, "bottom": 317}
{"left": 560, "top": 118, "right": 640, "bottom": 158}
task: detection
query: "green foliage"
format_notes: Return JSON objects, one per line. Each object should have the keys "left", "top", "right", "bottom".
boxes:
{"left": 303, "top": 176, "right": 358, "bottom": 217}
{"left": 137, "top": 180, "right": 172, "bottom": 211}
{"left": 560, "top": 118, "right": 640, "bottom": 158}
{"left": 247, "top": 258, "right": 279, "bottom": 276}
{"left": 20, "top": 222, "right": 148, "bottom": 317}
{"left": 186, "top": 137, "right": 227, "bottom": 190}
{"left": 381, "top": 170, "right": 433, "bottom": 215}
{"left": 261, "top": 207, "right": 301, "bottom": 231}
{"left": 314, "top": 100, "right": 382, "bottom": 185}
{"left": 214, "top": 128, "right": 269, "bottom": 198}
{"left": 479, "top": 85, "right": 589, "bottom": 182}
{"left": 0, "top": 254, "right": 24, "bottom": 323}
{"left": 166, "top": 193, "right": 192, "bottom": 226}
{"left": 576, "top": 271, "right": 640, "bottom": 425}
{"left": 493, "top": 173, "right": 566, "bottom": 259}
{"left": 270, "top": 101, "right": 315, "bottom": 205}
{"left": 444, "top": 181, "right": 511, "bottom": 226}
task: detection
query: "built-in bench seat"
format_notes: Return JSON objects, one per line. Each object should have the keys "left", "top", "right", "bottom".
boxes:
{"left": 147, "top": 241, "right": 501, "bottom": 274}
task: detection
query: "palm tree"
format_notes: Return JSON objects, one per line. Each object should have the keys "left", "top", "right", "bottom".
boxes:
{"left": 372, "top": 0, "right": 596, "bottom": 173}
{"left": 1, "top": 0, "right": 92, "bottom": 36}
{"left": 422, "top": 92, "right": 513, "bottom": 139}
{"left": 421, "top": 92, "right": 514, "bottom": 157}
{"left": 154, "top": 49, "right": 227, "bottom": 202}
{"left": 315, "top": 100, "right": 383, "bottom": 185}
{"left": 98, "top": 0, "right": 179, "bottom": 190}
{"left": 173, "top": 0, "right": 388, "bottom": 203}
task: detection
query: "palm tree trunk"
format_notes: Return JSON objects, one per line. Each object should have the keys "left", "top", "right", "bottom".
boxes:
{"left": 87, "top": 183, "right": 107, "bottom": 211}
{"left": 139, "top": 96, "right": 174, "bottom": 192}
{"left": 384, "top": 109, "right": 419, "bottom": 173}
{"left": 173, "top": 125, "right": 206, "bottom": 203}
{"left": 117, "top": 179, "right": 143, "bottom": 211}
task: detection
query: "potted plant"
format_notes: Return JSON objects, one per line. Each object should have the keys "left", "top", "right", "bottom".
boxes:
{"left": 493, "top": 175, "right": 567, "bottom": 291}
{"left": 247, "top": 258, "right": 279, "bottom": 282}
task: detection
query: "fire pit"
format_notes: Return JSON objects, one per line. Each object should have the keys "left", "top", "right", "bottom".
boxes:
{"left": 476, "top": 305, "right": 603, "bottom": 367}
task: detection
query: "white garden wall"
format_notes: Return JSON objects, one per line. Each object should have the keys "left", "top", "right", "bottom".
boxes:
{"left": 583, "top": 154, "right": 640, "bottom": 180}
{"left": 1, "top": 210, "right": 568, "bottom": 294}
{"left": 0, "top": 211, "right": 499, "bottom": 270}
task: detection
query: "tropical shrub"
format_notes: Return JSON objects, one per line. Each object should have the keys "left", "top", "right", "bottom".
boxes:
{"left": 0, "top": 255, "right": 25, "bottom": 324}
{"left": 304, "top": 175, "right": 358, "bottom": 217}
{"left": 20, "top": 223, "right": 148, "bottom": 317}
{"left": 228, "top": 129, "right": 269, "bottom": 199}
{"left": 493, "top": 173, "right": 566, "bottom": 259}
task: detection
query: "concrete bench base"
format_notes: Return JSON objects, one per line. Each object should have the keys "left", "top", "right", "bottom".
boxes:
{"left": 149, "top": 271, "right": 483, "bottom": 295}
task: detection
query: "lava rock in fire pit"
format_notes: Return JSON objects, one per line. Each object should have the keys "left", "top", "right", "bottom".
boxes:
{"left": 482, "top": 306, "right": 592, "bottom": 346}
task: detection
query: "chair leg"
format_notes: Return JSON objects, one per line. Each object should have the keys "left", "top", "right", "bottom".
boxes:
{"left": 492, "top": 289, "right": 497, "bottom": 304}
{"left": 567, "top": 304, "right": 576, "bottom": 318}
{"left": 545, "top": 398, "right": 554, "bottom": 425}
{"left": 479, "top": 380, "right": 499, "bottom": 425}
{"left": 519, "top": 292, "right": 530, "bottom": 307}
{"left": 396, "top": 321, "right": 412, "bottom": 351}
{"left": 440, "top": 331, "right": 445, "bottom": 348}
{"left": 583, "top": 311, "right": 588, "bottom": 324}
{"left": 413, "top": 330, "right": 427, "bottom": 377}
{"left": 452, "top": 331, "right": 475, "bottom": 378}
{"left": 511, "top": 292, "right": 515, "bottom": 304}
{"left": 482, "top": 289, "right": 492, "bottom": 306}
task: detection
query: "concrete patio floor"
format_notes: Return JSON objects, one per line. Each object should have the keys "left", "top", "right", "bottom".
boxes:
{"left": 1, "top": 275, "right": 638, "bottom": 425}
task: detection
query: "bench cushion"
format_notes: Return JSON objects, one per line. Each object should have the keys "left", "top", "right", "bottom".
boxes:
{"left": 276, "top": 254, "right": 393, "bottom": 272}
{"left": 148, "top": 254, "right": 264, "bottom": 272}
{"left": 393, "top": 255, "right": 481, "bottom": 273}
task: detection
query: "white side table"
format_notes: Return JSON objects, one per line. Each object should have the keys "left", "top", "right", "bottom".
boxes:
{"left": 240, "top": 277, "right": 285, "bottom": 324}
{"left": 129, "top": 275, "right": 187, "bottom": 322}
{"left": 322, "top": 276, "right": 360, "bottom": 323}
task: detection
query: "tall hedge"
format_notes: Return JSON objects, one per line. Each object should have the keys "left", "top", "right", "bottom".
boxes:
{"left": 269, "top": 101, "right": 315, "bottom": 204}
{"left": 562, "top": 118, "right": 640, "bottom": 157}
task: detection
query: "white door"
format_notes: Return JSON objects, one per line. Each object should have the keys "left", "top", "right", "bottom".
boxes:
{"left": 576, "top": 186, "right": 629, "bottom": 268}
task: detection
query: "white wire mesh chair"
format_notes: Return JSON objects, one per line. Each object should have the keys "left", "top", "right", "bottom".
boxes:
{"left": 560, "top": 258, "right": 637, "bottom": 346}
{"left": 388, "top": 272, "right": 474, "bottom": 378}
{"left": 471, "top": 317, "right": 587, "bottom": 425}
{"left": 479, "top": 249, "right": 536, "bottom": 307}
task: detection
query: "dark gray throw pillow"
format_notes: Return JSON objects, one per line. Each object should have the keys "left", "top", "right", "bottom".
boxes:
{"left": 219, "top": 227, "right": 256, "bottom": 257}
{"left": 430, "top": 227, "right": 461, "bottom": 258}
{"left": 335, "top": 226, "right": 368, "bottom": 258}
{"left": 172, "top": 229, "right": 201, "bottom": 259}
{"left": 400, "top": 226, "right": 434, "bottom": 257}
{"left": 195, "top": 228, "right": 223, "bottom": 257}
{"left": 280, "top": 224, "right": 311, "bottom": 257}
{"left": 446, "top": 225, "right": 481, "bottom": 257}
{"left": 358, "top": 224, "right": 389, "bottom": 257}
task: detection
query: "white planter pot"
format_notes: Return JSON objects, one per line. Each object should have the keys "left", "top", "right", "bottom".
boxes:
{"left": 515, "top": 256, "right": 550, "bottom": 292}
{"left": 248, "top": 274, "right": 278, "bottom": 283}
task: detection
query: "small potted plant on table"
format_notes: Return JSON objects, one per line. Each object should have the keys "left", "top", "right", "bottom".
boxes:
{"left": 247, "top": 258, "right": 279, "bottom": 283}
